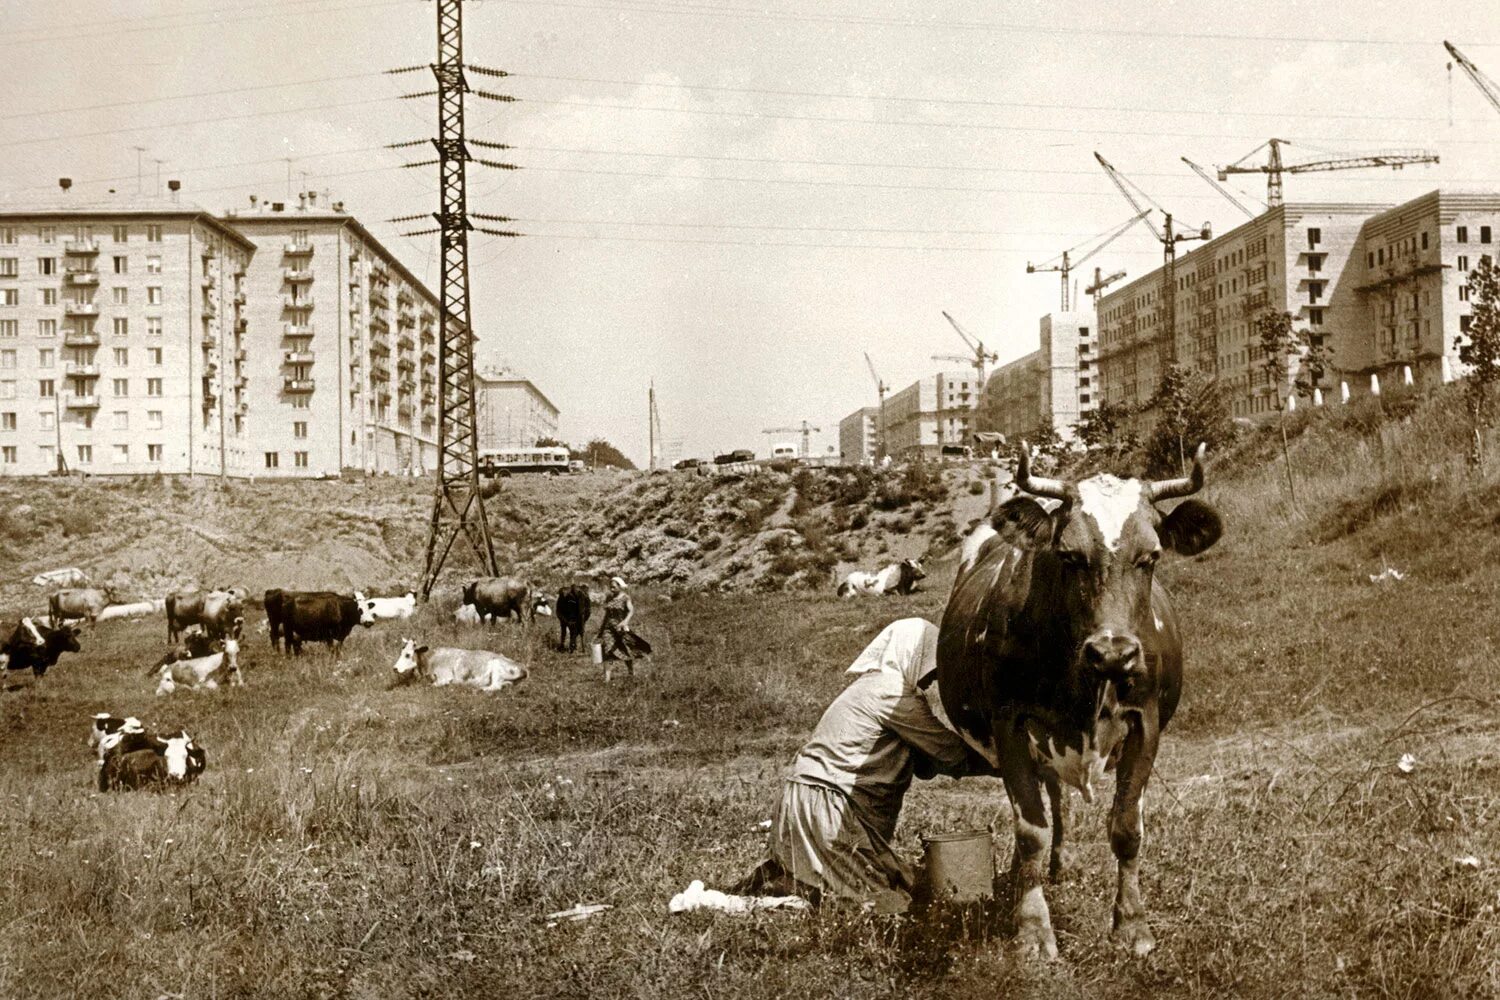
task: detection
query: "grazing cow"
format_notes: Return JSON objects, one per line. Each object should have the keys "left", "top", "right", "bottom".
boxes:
{"left": 1, "top": 618, "right": 82, "bottom": 678}
{"left": 49, "top": 588, "right": 112, "bottom": 627}
{"left": 151, "top": 638, "right": 242, "bottom": 695}
{"left": 462, "top": 577, "right": 533, "bottom": 623}
{"left": 555, "top": 584, "right": 592, "bottom": 652}
{"left": 453, "top": 603, "right": 482, "bottom": 626}
{"left": 932, "top": 443, "right": 1222, "bottom": 959}
{"left": 98, "top": 729, "right": 206, "bottom": 791}
{"left": 153, "top": 625, "right": 220, "bottom": 669}
{"left": 165, "top": 588, "right": 244, "bottom": 643}
{"left": 354, "top": 590, "right": 418, "bottom": 621}
{"left": 836, "top": 559, "right": 926, "bottom": 598}
{"left": 281, "top": 593, "right": 375, "bottom": 656}
{"left": 389, "top": 639, "right": 528, "bottom": 692}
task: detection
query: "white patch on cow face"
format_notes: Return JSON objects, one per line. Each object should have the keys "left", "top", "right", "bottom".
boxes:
{"left": 1076, "top": 475, "right": 1145, "bottom": 552}
{"left": 162, "top": 735, "right": 191, "bottom": 780}
{"left": 392, "top": 639, "right": 419, "bottom": 676}
{"left": 358, "top": 603, "right": 377, "bottom": 626}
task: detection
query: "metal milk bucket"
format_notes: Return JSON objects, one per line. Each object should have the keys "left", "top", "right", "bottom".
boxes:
{"left": 921, "top": 830, "right": 995, "bottom": 902}
{"left": 591, "top": 642, "right": 604, "bottom": 664}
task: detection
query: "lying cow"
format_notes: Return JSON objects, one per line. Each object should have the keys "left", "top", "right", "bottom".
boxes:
{"left": 151, "top": 637, "right": 242, "bottom": 695}
{"left": 1, "top": 618, "right": 82, "bottom": 678}
{"left": 462, "top": 577, "right": 532, "bottom": 623}
{"left": 836, "top": 558, "right": 926, "bottom": 598}
{"left": 355, "top": 590, "right": 417, "bottom": 621}
{"left": 49, "top": 587, "right": 113, "bottom": 628}
{"left": 389, "top": 639, "right": 528, "bottom": 692}
{"left": 555, "top": 584, "right": 592, "bottom": 653}
{"left": 166, "top": 588, "right": 244, "bottom": 643}
{"left": 280, "top": 592, "right": 375, "bottom": 656}
{"left": 90, "top": 713, "right": 147, "bottom": 763}
{"left": 98, "top": 729, "right": 206, "bottom": 791}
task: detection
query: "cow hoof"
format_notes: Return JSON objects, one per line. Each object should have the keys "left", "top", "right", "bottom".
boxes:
{"left": 1110, "top": 918, "right": 1155, "bottom": 957}
{"left": 1015, "top": 923, "right": 1059, "bottom": 961}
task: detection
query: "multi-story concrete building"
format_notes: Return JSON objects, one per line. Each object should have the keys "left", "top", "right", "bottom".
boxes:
{"left": 884, "top": 371, "right": 978, "bottom": 459}
{"left": 982, "top": 351, "right": 1043, "bottom": 440}
{"left": 0, "top": 200, "right": 256, "bottom": 477}
{"left": 475, "top": 367, "right": 560, "bottom": 450}
{"left": 1039, "top": 311, "right": 1097, "bottom": 441}
{"left": 222, "top": 193, "right": 441, "bottom": 476}
{"left": 838, "top": 405, "right": 879, "bottom": 464}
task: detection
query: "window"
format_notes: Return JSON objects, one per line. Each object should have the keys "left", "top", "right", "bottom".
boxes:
{"left": 1422, "top": 232, "right": 1429, "bottom": 250}
{"left": 264, "top": 452, "right": 279, "bottom": 469}
{"left": 1308, "top": 308, "right": 1325, "bottom": 325}
{"left": 38, "top": 257, "right": 55, "bottom": 276}
{"left": 1458, "top": 255, "right": 1470, "bottom": 274}
{"left": 112, "top": 411, "right": 128, "bottom": 431}
{"left": 112, "top": 378, "right": 128, "bottom": 397}
{"left": 1484, "top": 226, "right": 1494, "bottom": 244}
{"left": 38, "top": 349, "right": 53, "bottom": 368}
{"left": 1, "top": 412, "right": 14, "bottom": 431}
{"left": 76, "top": 445, "right": 92, "bottom": 464}
{"left": 113, "top": 348, "right": 128, "bottom": 366}
{"left": 1, "top": 290, "right": 16, "bottom": 306}
{"left": 112, "top": 225, "right": 128, "bottom": 243}
{"left": 38, "top": 380, "right": 52, "bottom": 398}
{"left": 0, "top": 258, "right": 15, "bottom": 277}
{"left": 38, "top": 227, "right": 54, "bottom": 244}
{"left": 294, "top": 451, "right": 309, "bottom": 468}
{"left": 112, "top": 318, "right": 128, "bottom": 337}
{"left": 36, "top": 319, "right": 55, "bottom": 338}
{"left": 112, "top": 256, "right": 127, "bottom": 275}
{"left": 146, "top": 225, "right": 162, "bottom": 243}
{"left": 112, "top": 287, "right": 127, "bottom": 305}
{"left": 39, "top": 288, "right": 57, "bottom": 306}
{"left": 1462, "top": 315, "right": 1473, "bottom": 333}
{"left": 2, "top": 446, "right": 15, "bottom": 464}
{"left": 148, "top": 347, "right": 162, "bottom": 365}
{"left": 1377, "top": 248, "right": 1385, "bottom": 265}
{"left": 1367, "top": 252, "right": 1375, "bottom": 267}
{"left": 0, "top": 228, "right": 13, "bottom": 245}
{"left": 37, "top": 444, "right": 53, "bottom": 467}
{"left": 1308, "top": 281, "right": 1325, "bottom": 304}
{"left": 147, "top": 378, "right": 162, "bottom": 397}
{"left": 1458, "top": 226, "right": 1469, "bottom": 243}
{"left": 146, "top": 255, "right": 162, "bottom": 274}
{"left": 112, "top": 444, "right": 129, "bottom": 464}
{"left": 1307, "top": 254, "right": 1324, "bottom": 273}
{"left": 0, "top": 321, "right": 14, "bottom": 339}
{"left": 147, "top": 287, "right": 161, "bottom": 305}
{"left": 293, "top": 420, "right": 308, "bottom": 439}
{"left": 39, "top": 411, "right": 53, "bottom": 431}
{"left": 1307, "top": 228, "right": 1321, "bottom": 248}
{"left": 146, "top": 317, "right": 162, "bottom": 337}
{"left": 147, "top": 410, "right": 162, "bottom": 429}
{"left": 1460, "top": 285, "right": 1472, "bottom": 302}
{"left": 0, "top": 350, "right": 14, "bottom": 369}
{"left": 291, "top": 396, "right": 310, "bottom": 410}
{"left": 147, "top": 443, "right": 162, "bottom": 462}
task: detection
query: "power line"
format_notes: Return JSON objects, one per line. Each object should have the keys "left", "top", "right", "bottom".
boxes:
{"left": 475, "top": 229, "right": 1168, "bottom": 254}
{"left": 0, "top": 70, "right": 383, "bottom": 124}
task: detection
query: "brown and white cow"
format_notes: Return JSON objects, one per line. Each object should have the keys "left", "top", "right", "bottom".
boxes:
{"left": 389, "top": 639, "right": 528, "bottom": 692}
{"left": 165, "top": 588, "right": 244, "bottom": 643}
{"left": 933, "top": 443, "right": 1221, "bottom": 959}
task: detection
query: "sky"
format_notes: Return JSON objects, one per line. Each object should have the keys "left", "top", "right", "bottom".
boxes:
{"left": 3, "top": 0, "right": 1499, "bottom": 465}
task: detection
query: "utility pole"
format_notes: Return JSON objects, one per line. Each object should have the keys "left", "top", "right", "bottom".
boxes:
{"left": 152, "top": 159, "right": 165, "bottom": 196}
{"left": 648, "top": 381, "right": 656, "bottom": 470}
{"left": 132, "top": 146, "right": 146, "bottom": 195}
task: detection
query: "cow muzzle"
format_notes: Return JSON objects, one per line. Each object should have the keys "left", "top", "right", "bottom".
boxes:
{"left": 1082, "top": 631, "right": 1142, "bottom": 677}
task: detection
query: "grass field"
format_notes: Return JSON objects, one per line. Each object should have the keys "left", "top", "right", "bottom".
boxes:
{"left": 3, "top": 391, "right": 1500, "bottom": 999}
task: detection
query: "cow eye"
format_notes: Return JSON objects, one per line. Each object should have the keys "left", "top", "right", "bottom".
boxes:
{"left": 1057, "top": 550, "right": 1087, "bottom": 569}
{"left": 1136, "top": 550, "right": 1161, "bottom": 569}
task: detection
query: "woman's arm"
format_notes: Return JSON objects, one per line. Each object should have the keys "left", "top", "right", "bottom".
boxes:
{"left": 618, "top": 595, "right": 634, "bottom": 630}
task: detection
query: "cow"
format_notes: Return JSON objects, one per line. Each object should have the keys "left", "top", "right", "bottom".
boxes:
{"left": 90, "top": 714, "right": 145, "bottom": 762}
{"left": 462, "top": 577, "right": 531, "bottom": 623}
{"left": 453, "top": 603, "right": 482, "bottom": 626}
{"left": 354, "top": 590, "right": 417, "bottom": 621}
{"left": 836, "top": 558, "right": 925, "bottom": 598}
{"left": 1, "top": 618, "right": 82, "bottom": 678}
{"left": 98, "top": 729, "right": 206, "bottom": 791}
{"left": 165, "top": 588, "right": 244, "bottom": 643}
{"left": 932, "top": 443, "right": 1222, "bottom": 960}
{"left": 49, "top": 588, "right": 112, "bottom": 628}
{"left": 151, "top": 638, "right": 242, "bottom": 695}
{"left": 555, "top": 584, "right": 592, "bottom": 653}
{"left": 153, "top": 626, "right": 220, "bottom": 670}
{"left": 280, "top": 593, "right": 375, "bottom": 656}
{"left": 530, "top": 593, "right": 555, "bottom": 619}
{"left": 389, "top": 639, "right": 528, "bottom": 692}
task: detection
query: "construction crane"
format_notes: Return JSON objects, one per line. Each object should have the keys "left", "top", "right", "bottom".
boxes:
{"left": 1446, "top": 41, "right": 1500, "bottom": 117}
{"left": 935, "top": 311, "right": 1000, "bottom": 385}
{"left": 762, "top": 420, "right": 821, "bottom": 459}
{"left": 1095, "top": 152, "right": 1212, "bottom": 365}
{"left": 1216, "top": 139, "right": 1439, "bottom": 209}
{"left": 1026, "top": 209, "right": 1151, "bottom": 311}
{"left": 864, "top": 352, "right": 888, "bottom": 460}
{"left": 1084, "top": 266, "right": 1126, "bottom": 311}
{"left": 1181, "top": 156, "right": 1259, "bottom": 220}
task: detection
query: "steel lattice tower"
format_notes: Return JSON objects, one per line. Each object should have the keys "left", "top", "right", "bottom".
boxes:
{"left": 420, "top": 0, "right": 499, "bottom": 598}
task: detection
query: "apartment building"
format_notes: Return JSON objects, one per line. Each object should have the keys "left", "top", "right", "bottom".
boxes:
{"left": 838, "top": 405, "right": 879, "bottom": 464}
{"left": 982, "top": 351, "right": 1043, "bottom": 440}
{"left": 0, "top": 201, "right": 255, "bottom": 477}
{"left": 475, "top": 367, "right": 561, "bottom": 450}
{"left": 1038, "top": 311, "right": 1097, "bottom": 441}
{"left": 883, "top": 371, "right": 978, "bottom": 459}
{"left": 223, "top": 194, "right": 441, "bottom": 476}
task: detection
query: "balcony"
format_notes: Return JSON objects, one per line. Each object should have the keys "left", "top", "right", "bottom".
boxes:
{"left": 282, "top": 296, "right": 314, "bottom": 311}
{"left": 368, "top": 288, "right": 389, "bottom": 309}
{"left": 64, "top": 393, "right": 99, "bottom": 410}
{"left": 369, "top": 339, "right": 390, "bottom": 358}
{"left": 235, "top": 316, "right": 248, "bottom": 332}
{"left": 399, "top": 377, "right": 416, "bottom": 393}
{"left": 284, "top": 323, "right": 314, "bottom": 338}
{"left": 421, "top": 346, "right": 435, "bottom": 363}
{"left": 234, "top": 348, "right": 248, "bottom": 362}
{"left": 63, "top": 240, "right": 99, "bottom": 256}
{"left": 377, "top": 387, "right": 391, "bottom": 403}
{"left": 201, "top": 274, "right": 215, "bottom": 289}
{"left": 63, "top": 330, "right": 100, "bottom": 348}
{"left": 420, "top": 326, "right": 436, "bottom": 344}
{"left": 233, "top": 291, "right": 246, "bottom": 305}
{"left": 64, "top": 269, "right": 98, "bottom": 286}
{"left": 283, "top": 377, "right": 315, "bottom": 393}
{"left": 396, "top": 357, "right": 414, "bottom": 374}
{"left": 64, "top": 302, "right": 98, "bottom": 317}
{"left": 284, "top": 349, "right": 315, "bottom": 364}
{"left": 283, "top": 242, "right": 314, "bottom": 256}
{"left": 236, "top": 402, "right": 249, "bottom": 415}
{"left": 234, "top": 374, "right": 249, "bottom": 389}
{"left": 64, "top": 362, "right": 99, "bottom": 378}
{"left": 201, "top": 302, "right": 217, "bottom": 319}
{"left": 397, "top": 312, "right": 415, "bottom": 328}
{"left": 203, "top": 362, "right": 218, "bottom": 378}
{"left": 368, "top": 314, "right": 389, "bottom": 332}
{"left": 422, "top": 388, "right": 435, "bottom": 405}
{"left": 369, "top": 366, "right": 390, "bottom": 383}
{"left": 283, "top": 268, "right": 314, "bottom": 283}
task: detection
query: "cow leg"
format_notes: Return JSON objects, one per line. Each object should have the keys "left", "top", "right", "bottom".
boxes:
{"left": 1043, "top": 773, "right": 1075, "bottom": 883}
{"left": 1108, "top": 716, "right": 1160, "bottom": 957}
{"left": 997, "top": 727, "right": 1058, "bottom": 960}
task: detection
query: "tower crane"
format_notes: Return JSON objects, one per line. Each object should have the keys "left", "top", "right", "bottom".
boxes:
{"left": 1181, "top": 156, "right": 1260, "bottom": 220}
{"left": 1446, "top": 41, "right": 1500, "bottom": 117}
{"left": 1095, "top": 152, "right": 1213, "bottom": 365}
{"left": 762, "top": 420, "right": 821, "bottom": 459}
{"left": 934, "top": 311, "right": 1000, "bottom": 384}
{"left": 864, "top": 352, "right": 888, "bottom": 460}
{"left": 1216, "top": 139, "right": 1438, "bottom": 209}
{"left": 1026, "top": 209, "right": 1151, "bottom": 311}
{"left": 1084, "top": 267, "right": 1127, "bottom": 312}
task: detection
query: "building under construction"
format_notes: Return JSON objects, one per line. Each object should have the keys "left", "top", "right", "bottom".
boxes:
{"left": 880, "top": 371, "right": 978, "bottom": 459}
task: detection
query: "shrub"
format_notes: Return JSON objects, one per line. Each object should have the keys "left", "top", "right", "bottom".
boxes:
{"left": 968, "top": 479, "right": 986, "bottom": 495}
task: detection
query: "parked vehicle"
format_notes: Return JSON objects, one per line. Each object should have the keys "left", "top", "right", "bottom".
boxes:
{"left": 479, "top": 446, "right": 571, "bottom": 476}
{"left": 713, "top": 449, "right": 756, "bottom": 465}
{"left": 673, "top": 457, "right": 704, "bottom": 470}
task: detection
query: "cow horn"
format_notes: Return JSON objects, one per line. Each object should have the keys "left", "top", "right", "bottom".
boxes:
{"left": 1015, "top": 441, "right": 1072, "bottom": 500}
{"left": 1147, "top": 442, "right": 1208, "bottom": 501}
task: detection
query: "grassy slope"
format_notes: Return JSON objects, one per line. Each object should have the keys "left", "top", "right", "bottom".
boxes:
{"left": 2, "top": 386, "right": 1499, "bottom": 998}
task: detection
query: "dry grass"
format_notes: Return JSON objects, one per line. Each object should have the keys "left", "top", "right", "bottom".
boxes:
{"left": 2, "top": 386, "right": 1500, "bottom": 997}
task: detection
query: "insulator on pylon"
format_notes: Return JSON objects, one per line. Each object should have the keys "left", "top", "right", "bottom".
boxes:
{"left": 387, "top": 214, "right": 429, "bottom": 223}
{"left": 401, "top": 90, "right": 439, "bottom": 99}
{"left": 470, "top": 213, "right": 515, "bottom": 222}
{"left": 476, "top": 160, "right": 519, "bottom": 170}
{"left": 477, "top": 228, "right": 523, "bottom": 238}
{"left": 469, "top": 140, "right": 513, "bottom": 150}
{"left": 468, "top": 66, "right": 511, "bottom": 78}
{"left": 473, "top": 90, "right": 517, "bottom": 102}
{"left": 385, "top": 64, "right": 427, "bottom": 75}
{"left": 400, "top": 228, "right": 441, "bottom": 237}
{"left": 385, "top": 139, "right": 430, "bottom": 149}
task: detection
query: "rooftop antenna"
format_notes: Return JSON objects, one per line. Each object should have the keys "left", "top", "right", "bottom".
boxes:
{"left": 132, "top": 146, "right": 146, "bottom": 194}
{"left": 152, "top": 159, "right": 166, "bottom": 196}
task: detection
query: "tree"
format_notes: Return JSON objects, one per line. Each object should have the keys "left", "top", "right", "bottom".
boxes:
{"left": 535, "top": 436, "right": 566, "bottom": 449}
{"left": 1456, "top": 255, "right": 1500, "bottom": 469}
{"left": 1255, "top": 309, "right": 1332, "bottom": 510}
{"left": 1074, "top": 399, "right": 1137, "bottom": 457}
{"left": 1144, "top": 363, "right": 1232, "bottom": 478}
{"left": 581, "top": 438, "right": 637, "bottom": 471}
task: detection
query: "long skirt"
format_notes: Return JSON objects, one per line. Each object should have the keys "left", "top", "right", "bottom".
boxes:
{"left": 765, "top": 780, "right": 913, "bottom": 912}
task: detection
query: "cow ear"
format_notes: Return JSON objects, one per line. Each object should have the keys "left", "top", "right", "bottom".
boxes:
{"left": 1160, "top": 499, "right": 1223, "bottom": 556}
{"left": 991, "top": 497, "right": 1057, "bottom": 549}
{"left": 416, "top": 645, "right": 430, "bottom": 655}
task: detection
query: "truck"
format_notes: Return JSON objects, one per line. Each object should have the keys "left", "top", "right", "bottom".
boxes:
{"left": 713, "top": 449, "right": 756, "bottom": 465}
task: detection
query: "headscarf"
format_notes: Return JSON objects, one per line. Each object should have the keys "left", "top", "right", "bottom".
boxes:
{"left": 610, "top": 576, "right": 628, "bottom": 590}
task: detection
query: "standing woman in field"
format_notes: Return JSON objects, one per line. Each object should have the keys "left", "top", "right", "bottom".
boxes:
{"left": 597, "top": 576, "right": 651, "bottom": 681}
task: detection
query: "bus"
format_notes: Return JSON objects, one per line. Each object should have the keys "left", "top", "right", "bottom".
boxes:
{"left": 478, "top": 446, "right": 571, "bottom": 477}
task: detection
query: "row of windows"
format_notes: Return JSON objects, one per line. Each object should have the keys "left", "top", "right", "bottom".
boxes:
{"left": 0, "top": 347, "right": 165, "bottom": 366}
{"left": 263, "top": 451, "right": 311, "bottom": 469}
{"left": 0, "top": 318, "right": 166, "bottom": 337}
{"left": 1, "top": 443, "right": 168, "bottom": 465}
{"left": 0, "top": 256, "right": 165, "bottom": 277}
{"left": 1, "top": 409, "right": 166, "bottom": 431}
{"left": 0, "top": 378, "right": 165, "bottom": 398}
{"left": 0, "top": 225, "right": 164, "bottom": 245}
{"left": 1455, "top": 225, "right": 1494, "bottom": 245}
{"left": 1, "top": 286, "right": 166, "bottom": 306}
